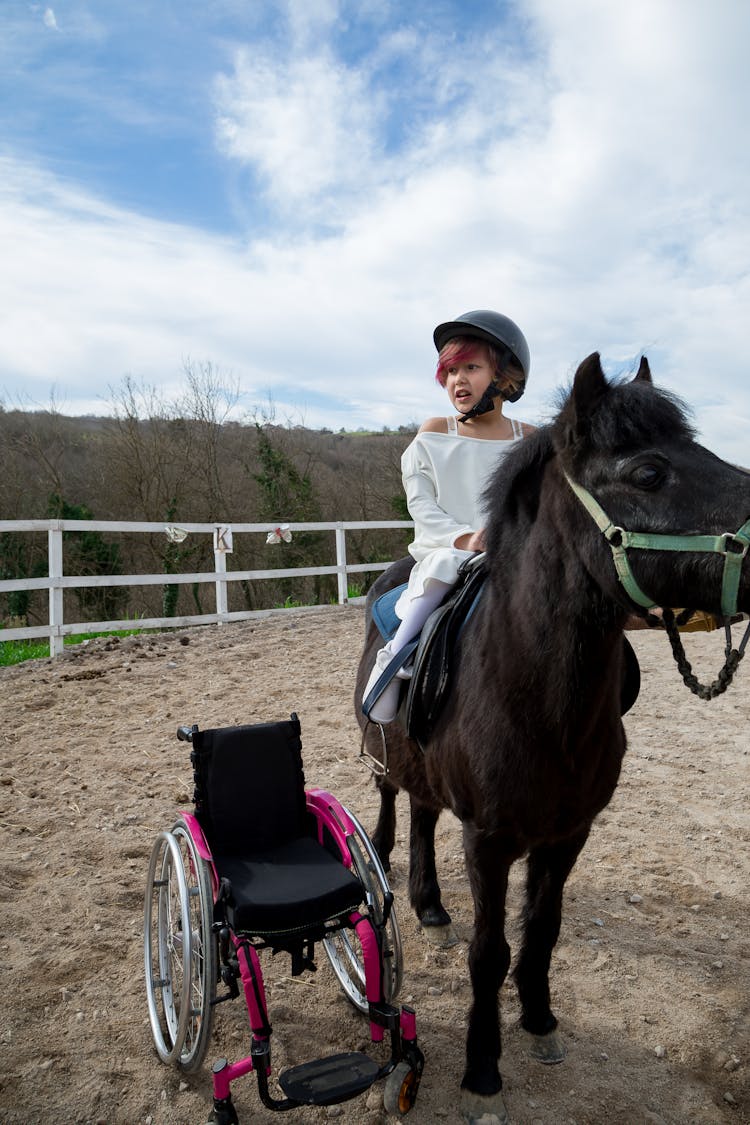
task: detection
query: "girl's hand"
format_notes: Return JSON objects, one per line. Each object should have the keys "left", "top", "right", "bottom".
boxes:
{"left": 455, "top": 529, "right": 486, "bottom": 552}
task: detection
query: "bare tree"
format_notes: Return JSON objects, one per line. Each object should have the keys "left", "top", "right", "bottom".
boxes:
{"left": 106, "top": 376, "right": 195, "bottom": 520}
{"left": 178, "top": 359, "right": 240, "bottom": 517}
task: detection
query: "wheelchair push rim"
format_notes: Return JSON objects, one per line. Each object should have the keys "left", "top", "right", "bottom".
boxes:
{"left": 143, "top": 819, "right": 216, "bottom": 1071}
{"left": 323, "top": 804, "right": 403, "bottom": 1013}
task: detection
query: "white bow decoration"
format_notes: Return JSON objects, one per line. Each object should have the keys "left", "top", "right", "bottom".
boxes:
{"left": 165, "top": 526, "right": 189, "bottom": 544}
{"left": 266, "top": 524, "right": 292, "bottom": 545}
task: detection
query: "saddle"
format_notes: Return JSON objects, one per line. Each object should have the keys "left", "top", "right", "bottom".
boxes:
{"left": 370, "top": 554, "right": 488, "bottom": 747}
{"left": 368, "top": 554, "right": 641, "bottom": 747}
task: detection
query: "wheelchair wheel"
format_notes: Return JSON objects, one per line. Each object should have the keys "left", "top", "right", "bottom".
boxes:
{"left": 144, "top": 818, "right": 216, "bottom": 1072}
{"left": 323, "top": 805, "right": 403, "bottom": 1013}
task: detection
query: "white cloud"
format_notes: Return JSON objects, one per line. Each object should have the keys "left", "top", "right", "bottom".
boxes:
{"left": 0, "top": 156, "right": 436, "bottom": 427}
{"left": 212, "top": 7, "right": 538, "bottom": 221}
{"left": 2, "top": 0, "right": 750, "bottom": 463}
{"left": 43, "top": 8, "right": 58, "bottom": 31}
{"left": 214, "top": 46, "right": 384, "bottom": 214}
{"left": 282, "top": 0, "right": 342, "bottom": 45}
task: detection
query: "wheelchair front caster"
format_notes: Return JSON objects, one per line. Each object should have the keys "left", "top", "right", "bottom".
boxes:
{"left": 384, "top": 1059, "right": 422, "bottom": 1116}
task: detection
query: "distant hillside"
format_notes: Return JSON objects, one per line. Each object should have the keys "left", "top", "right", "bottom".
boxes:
{"left": 0, "top": 403, "right": 416, "bottom": 623}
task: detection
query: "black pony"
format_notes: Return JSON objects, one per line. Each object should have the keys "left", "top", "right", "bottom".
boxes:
{"left": 355, "top": 354, "right": 750, "bottom": 1124}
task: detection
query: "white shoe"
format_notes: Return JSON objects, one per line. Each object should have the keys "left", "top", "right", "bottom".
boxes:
{"left": 363, "top": 643, "right": 402, "bottom": 723}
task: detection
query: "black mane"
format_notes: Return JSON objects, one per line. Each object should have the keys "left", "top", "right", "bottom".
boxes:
{"left": 483, "top": 425, "right": 553, "bottom": 556}
{"left": 483, "top": 374, "right": 697, "bottom": 555}
{"left": 556, "top": 376, "right": 697, "bottom": 455}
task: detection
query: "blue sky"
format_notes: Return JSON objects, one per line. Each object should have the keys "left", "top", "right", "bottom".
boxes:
{"left": 1, "top": 0, "right": 749, "bottom": 462}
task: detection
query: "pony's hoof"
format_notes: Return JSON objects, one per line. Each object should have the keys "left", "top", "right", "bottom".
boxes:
{"left": 526, "top": 1027, "right": 565, "bottom": 1064}
{"left": 460, "top": 1089, "right": 509, "bottom": 1124}
{"left": 421, "top": 921, "right": 460, "bottom": 948}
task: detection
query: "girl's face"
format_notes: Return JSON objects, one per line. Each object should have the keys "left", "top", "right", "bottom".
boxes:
{"left": 441, "top": 343, "right": 495, "bottom": 414}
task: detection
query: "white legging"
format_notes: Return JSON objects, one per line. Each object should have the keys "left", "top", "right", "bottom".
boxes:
{"left": 388, "top": 579, "right": 453, "bottom": 654}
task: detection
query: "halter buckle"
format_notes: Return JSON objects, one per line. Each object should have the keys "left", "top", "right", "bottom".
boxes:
{"left": 721, "top": 532, "right": 749, "bottom": 557}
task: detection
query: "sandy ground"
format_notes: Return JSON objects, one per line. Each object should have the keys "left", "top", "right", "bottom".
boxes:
{"left": 1, "top": 607, "right": 748, "bottom": 1125}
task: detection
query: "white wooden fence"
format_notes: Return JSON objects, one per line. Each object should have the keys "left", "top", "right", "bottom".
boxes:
{"left": 0, "top": 519, "right": 413, "bottom": 657}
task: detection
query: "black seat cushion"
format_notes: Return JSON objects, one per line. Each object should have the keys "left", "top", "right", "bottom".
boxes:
{"left": 215, "top": 836, "right": 364, "bottom": 935}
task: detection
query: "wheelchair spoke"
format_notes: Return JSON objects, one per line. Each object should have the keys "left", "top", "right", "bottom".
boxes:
{"left": 339, "top": 933, "right": 367, "bottom": 985}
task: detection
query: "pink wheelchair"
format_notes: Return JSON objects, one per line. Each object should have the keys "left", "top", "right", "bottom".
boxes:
{"left": 143, "top": 714, "right": 424, "bottom": 1123}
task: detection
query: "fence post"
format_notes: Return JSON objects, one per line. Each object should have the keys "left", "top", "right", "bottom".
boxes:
{"left": 48, "top": 526, "right": 64, "bottom": 657}
{"left": 213, "top": 526, "right": 232, "bottom": 624}
{"left": 214, "top": 549, "right": 227, "bottom": 623}
{"left": 335, "top": 524, "right": 348, "bottom": 605}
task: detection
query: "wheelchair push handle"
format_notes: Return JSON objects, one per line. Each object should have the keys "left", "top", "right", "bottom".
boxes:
{"left": 176, "top": 724, "right": 198, "bottom": 743}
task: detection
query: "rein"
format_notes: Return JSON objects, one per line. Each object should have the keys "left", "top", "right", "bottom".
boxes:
{"left": 661, "top": 608, "right": 750, "bottom": 700}
{"left": 564, "top": 472, "right": 750, "bottom": 698}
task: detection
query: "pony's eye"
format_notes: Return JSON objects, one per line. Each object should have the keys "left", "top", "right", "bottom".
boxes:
{"left": 629, "top": 463, "right": 664, "bottom": 490}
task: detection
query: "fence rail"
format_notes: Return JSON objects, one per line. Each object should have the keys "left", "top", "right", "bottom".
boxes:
{"left": 0, "top": 518, "right": 413, "bottom": 657}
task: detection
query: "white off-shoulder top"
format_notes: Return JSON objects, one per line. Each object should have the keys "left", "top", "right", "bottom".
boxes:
{"left": 395, "top": 416, "right": 524, "bottom": 611}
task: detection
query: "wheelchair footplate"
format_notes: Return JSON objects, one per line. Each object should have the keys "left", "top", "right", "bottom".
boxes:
{"left": 279, "top": 1051, "right": 380, "bottom": 1104}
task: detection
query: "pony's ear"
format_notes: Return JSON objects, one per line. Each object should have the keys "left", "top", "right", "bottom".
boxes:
{"left": 633, "top": 355, "right": 652, "bottom": 383}
{"left": 557, "top": 352, "right": 608, "bottom": 453}
{"left": 555, "top": 352, "right": 609, "bottom": 456}
{"left": 571, "top": 352, "right": 608, "bottom": 418}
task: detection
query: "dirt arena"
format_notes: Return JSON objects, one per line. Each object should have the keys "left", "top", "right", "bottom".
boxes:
{"left": 1, "top": 607, "right": 748, "bottom": 1124}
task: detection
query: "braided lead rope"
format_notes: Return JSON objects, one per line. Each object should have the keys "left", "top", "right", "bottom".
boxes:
{"left": 661, "top": 608, "right": 749, "bottom": 700}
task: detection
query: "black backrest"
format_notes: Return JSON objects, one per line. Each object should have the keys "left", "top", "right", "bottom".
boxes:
{"left": 190, "top": 715, "right": 309, "bottom": 856}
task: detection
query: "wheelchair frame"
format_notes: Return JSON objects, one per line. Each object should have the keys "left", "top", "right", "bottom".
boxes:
{"left": 144, "top": 721, "right": 423, "bottom": 1122}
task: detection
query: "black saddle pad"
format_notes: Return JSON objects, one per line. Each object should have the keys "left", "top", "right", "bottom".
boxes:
{"left": 403, "top": 556, "right": 487, "bottom": 746}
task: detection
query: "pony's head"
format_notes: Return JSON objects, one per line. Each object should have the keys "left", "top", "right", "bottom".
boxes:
{"left": 485, "top": 352, "right": 750, "bottom": 621}
{"left": 555, "top": 352, "right": 696, "bottom": 475}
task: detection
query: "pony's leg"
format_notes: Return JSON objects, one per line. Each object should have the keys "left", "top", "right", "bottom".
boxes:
{"left": 371, "top": 776, "right": 398, "bottom": 872}
{"left": 460, "top": 825, "right": 512, "bottom": 1123}
{"left": 513, "top": 826, "right": 591, "bottom": 1063}
{"left": 408, "top": 794, "right": 457, "bottom": 946}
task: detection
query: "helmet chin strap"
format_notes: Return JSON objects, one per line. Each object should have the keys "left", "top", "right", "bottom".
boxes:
{"left": 457, "top": 382, "right": 502, "bottom": 423}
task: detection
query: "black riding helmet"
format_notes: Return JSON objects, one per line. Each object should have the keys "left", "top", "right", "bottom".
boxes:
{"left": 433, "top": 309, "right": 530, "bottom": 404}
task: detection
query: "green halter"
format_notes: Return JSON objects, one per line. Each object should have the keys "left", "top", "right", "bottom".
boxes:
{"left": 564, "top": 473, "right": 750, "bottom": 618}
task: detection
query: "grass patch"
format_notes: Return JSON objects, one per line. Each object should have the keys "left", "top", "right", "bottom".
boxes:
{"left": 0, "top": 628, "right": 148, "bottom": 667}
